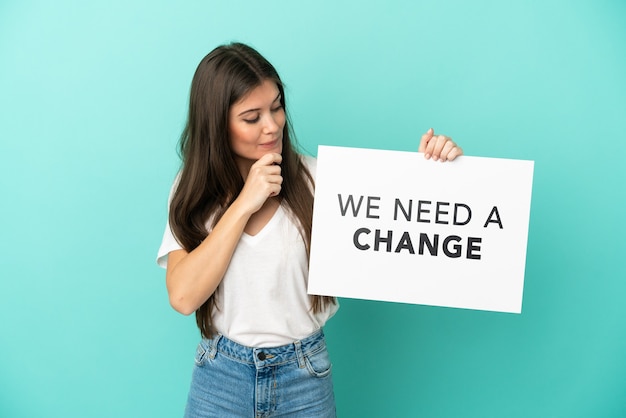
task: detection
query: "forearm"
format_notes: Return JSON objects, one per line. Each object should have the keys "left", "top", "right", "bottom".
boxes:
{"left": 165, "top": 200, "right": 251, "bottom": 315}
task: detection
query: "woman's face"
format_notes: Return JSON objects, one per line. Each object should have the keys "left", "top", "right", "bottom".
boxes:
{"left": 228, "top": 79, "right": 285, "bottom": 174}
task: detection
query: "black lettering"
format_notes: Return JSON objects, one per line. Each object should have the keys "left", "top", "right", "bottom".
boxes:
{"left": 483, "top": 206, "right": 503, "bottom": 229}
{"left": 366, "top": 196, "right": 381, "bottom": 219}
{"left": 453, "top": 203, "right": 472, "bottom": 226}
{"left": 417, "top": 200, "right": 431, "bottom": 223}
{"left": 393, "top": 199, "right": 412, "bottom": 221}
{"left": 435, "top": 202, "right": 450, "bottom": 224}
{"left": 374, "top": 229, "right": 393, "bottom": 252}
{"left": 353, "top": 228, "right": 370, "bottom": 250}
{"left": 337, "top": 194, "right": 364, "bottom": 217}
{"left": 418, "top": 233, "right": 438, "bottom": 256}
{"left": 443, "top": 235, "right": 462, "bottom": 258}
{"left": 466, "top": 237, "right": 482, "bottom": 260}
{"left": 394, "top": 232, "right": 415, "bottom": 254}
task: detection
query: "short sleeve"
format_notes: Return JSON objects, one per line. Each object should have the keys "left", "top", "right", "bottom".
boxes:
{"left": 156, "top": 174, "right": 183, "bottom": 269}
{"left": 301, "top": 154, "right": 317, "bottom": 183}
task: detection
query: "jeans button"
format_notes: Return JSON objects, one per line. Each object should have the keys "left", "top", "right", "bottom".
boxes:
{"left": 257, "top": 352, "right": 266, "bottom": 361}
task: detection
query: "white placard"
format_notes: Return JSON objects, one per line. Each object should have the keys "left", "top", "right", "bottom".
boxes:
{"left": 308, "top": 145, "right": 534, "bottom": 313}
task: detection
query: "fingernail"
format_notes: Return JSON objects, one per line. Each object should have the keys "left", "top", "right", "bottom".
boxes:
{"left": 425, "top": 153, "right": 431, "bottom": 159}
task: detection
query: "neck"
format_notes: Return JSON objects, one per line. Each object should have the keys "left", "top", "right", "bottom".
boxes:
{"left": 235, "top": 157, "right": 255, "bottom": 179}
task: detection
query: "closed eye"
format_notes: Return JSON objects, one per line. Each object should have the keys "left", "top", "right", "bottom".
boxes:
{"left": 243, "top": 115, "right": 260, "bottom": 124}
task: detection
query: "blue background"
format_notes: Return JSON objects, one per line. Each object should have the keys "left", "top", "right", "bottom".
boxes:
{"left": 1, "top": 1, "right": 625, "bottom": 417}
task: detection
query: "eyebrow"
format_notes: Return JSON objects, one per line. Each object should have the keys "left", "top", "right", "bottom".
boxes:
{"left": 237, "top": 93, "right": 282, "bottom": 117}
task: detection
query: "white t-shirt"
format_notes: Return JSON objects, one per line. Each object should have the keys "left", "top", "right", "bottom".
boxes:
{"left": 156, "top": 156, "right": 338, "bottom": 347}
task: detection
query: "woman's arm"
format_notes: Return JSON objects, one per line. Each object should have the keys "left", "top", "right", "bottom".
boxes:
{"left": 165, "top": 153, "right": 283, "bottom": 315}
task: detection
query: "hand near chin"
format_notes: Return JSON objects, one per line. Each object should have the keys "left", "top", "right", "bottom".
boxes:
{"left": 238, "top": 153, "right": 283, "bottom": 214}
{"left": 418, "top": 128, "right": 463, "bottom": 162}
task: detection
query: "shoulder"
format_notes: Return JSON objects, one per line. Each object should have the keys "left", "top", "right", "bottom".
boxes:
{"left": 299, "top": 154, "right": 317, "bottom": 180}
{"left": 166, "top": 170, "right": 183, "bottom": 202}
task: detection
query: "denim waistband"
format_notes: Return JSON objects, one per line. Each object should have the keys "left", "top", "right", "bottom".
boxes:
{"left": 201, "top": 329, "right": 326, "bottom": 370}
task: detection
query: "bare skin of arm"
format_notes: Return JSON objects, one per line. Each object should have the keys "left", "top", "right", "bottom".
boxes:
{"left": 165, "top": 153, "right": 283, "bottom": 315}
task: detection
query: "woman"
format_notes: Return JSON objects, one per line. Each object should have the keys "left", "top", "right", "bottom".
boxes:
{"left": 157, "top": 42, "right": 462, "bottom": 417}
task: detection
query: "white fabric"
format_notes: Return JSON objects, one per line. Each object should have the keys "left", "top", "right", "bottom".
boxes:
{"left": 156, "top": 156, "right": 338, "bottom": 347}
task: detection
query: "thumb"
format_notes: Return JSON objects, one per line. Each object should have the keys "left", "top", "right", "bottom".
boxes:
{"left": 418, "top": 128, "right": 434, "bottom": 152}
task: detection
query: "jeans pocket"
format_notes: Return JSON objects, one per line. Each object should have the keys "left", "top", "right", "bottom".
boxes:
{"left": 304, "top": 347, "right": 332, "bottom": 378}
{"left": 194, "top": 341, "right": 209, "bottom": 367}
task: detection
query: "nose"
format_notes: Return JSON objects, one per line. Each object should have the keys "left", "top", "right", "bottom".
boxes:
{"left": 262, "top": 113, "right": 280, "bottom": 134}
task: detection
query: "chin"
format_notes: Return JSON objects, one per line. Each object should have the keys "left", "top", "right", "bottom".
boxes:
{"left": 258, "top": 143, "right": 282, "bottom": 155}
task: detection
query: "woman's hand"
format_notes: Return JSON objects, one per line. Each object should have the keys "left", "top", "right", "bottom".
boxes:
{"left": 237, "top": 153, "right": 283, "bottom": 214}
{"left": 418, "top": 128, "right": 463, "bottom": 162}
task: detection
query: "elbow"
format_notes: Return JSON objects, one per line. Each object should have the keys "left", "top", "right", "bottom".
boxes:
{"left": 166, "top": 276, "right": 198, "bottom": 316}
{"left": 168, "top": 293, "right": 197, "bottom": 316}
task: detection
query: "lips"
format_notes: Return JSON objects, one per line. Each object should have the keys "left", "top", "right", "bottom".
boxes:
{"left": 259, "top": 139, "right": 280, "bottom": 149}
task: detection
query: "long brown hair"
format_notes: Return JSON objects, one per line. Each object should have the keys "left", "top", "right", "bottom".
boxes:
{"left": 169, "top": 42, "right": 334, "bottom": 338}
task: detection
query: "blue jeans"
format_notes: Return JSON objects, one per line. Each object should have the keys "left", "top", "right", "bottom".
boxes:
{"left": 184, "top": 329, "right": 336, "bottom": 418}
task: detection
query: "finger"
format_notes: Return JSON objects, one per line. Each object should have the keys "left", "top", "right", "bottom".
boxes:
{"left": 424, "top": 135, "right": 441, "bottom": 161}
{"left": 266, "top": 174, "right": 283, "bottom": 185}
{"left": 250, "top": 174, "right": 282, "bottom": 198}
{"left": 248, "top": 163, "right": 280, "bottom": 181}
{"left": 423, "top": 134, "right": 441, "bottom": 160}
{"left": 419, "top": 128, "right": 434, "bottom": 154}
{"left": 257, "top": 152, "right": 282, "bottom": 166}
{"left": 269, "top": 184, "right": 282, "bottom": 197}
{"left": 430, "top": 135, "right": 451, "bottom": 161}
{"left": 267, "top": 170, "right": 283, "bottom": 196}
{"left": 446, "top": 146, "right": 463, "bottom": 162}
{"left": 438, "top": 140, "right": 456, "bottom": 162}
{"left": 268, "top": 152, "right": 282, "bottom": 165}
{"left": 264, "top": 164, "right": 282, "bottom": 176}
